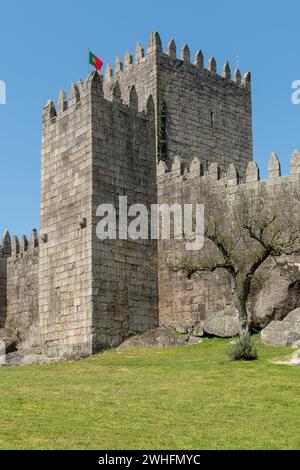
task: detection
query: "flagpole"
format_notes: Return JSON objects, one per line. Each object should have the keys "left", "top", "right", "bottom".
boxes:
{"left": 88, "top": 48, "right": 90, "bottom": 76}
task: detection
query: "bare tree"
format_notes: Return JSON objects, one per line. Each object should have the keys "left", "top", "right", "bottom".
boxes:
{"left": 167, "top": 186, "right": 300, "bottom": 333}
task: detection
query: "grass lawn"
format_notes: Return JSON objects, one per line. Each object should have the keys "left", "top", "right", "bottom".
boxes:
{"left": 0, "top": 338, "right": 299, "bottom": 450}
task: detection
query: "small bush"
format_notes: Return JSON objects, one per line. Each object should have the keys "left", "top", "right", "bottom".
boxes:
{"left": 227, "top": 332, "right": 258, "bottom": 361}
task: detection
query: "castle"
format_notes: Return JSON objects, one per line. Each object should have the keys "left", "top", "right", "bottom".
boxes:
{"left": 0, "top": 32, "right": 299, "bottom": 356}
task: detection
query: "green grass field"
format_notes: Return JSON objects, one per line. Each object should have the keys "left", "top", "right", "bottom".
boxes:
{"left": 0, "top": 338, "right": 299, "bottom": 450}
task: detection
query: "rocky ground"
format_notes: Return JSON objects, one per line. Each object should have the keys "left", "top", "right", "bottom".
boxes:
{"left": 118, "top": 326, "right": 202, "bottom": 350}
{"left": 4, "top": 349, "right": 61, "bottom": 366}
{"left": 0, "top": 329, "right": 61, "bottom": 366}
{"left": 0, "top": 326, "right": 203, "bottom": 366}
{"left": 1, "top": 302, "right": 300, "bottom": 366}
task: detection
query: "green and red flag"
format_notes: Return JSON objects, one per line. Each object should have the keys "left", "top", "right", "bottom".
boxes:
{"left": 89, "top": 51, "right": 103, "bottom": 72}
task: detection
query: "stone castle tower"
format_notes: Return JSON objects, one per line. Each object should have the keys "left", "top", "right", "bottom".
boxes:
{"left": 3, "top": 32, "right": 298, "bottom": 356}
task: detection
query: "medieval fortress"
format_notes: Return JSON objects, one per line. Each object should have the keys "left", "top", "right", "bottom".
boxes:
{"left": 0, "top": 32, "right": 300, "bottom": 356}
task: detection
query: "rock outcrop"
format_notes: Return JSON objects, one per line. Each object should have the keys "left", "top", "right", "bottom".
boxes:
{"left": 203, "top": 308, "right": 239, "bottom": 338}
{"left": 119, "top": 326, "right": 202, "bottom": 349}
{"left": 261, "top": 308, "right": 300, "bottom": 347}
{"left": 249, "top": 264, "right": 300, "bottom": 330}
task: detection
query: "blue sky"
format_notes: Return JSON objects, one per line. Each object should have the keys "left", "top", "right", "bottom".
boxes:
{"left": 0, "top": 0, "right": 300, "bottom": 237}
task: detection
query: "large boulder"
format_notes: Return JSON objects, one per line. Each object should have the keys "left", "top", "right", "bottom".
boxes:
{"left": 261, "top": 308, "right": 300, "bottom": 347}
{"left": 119, "top": 326, "right": 201, "bottom": 349}
{"left": 4, "top": 349, "right": 60, "bottom": 367}
{"left": 249, "top": 263, "right": 300, "bottom": 329}
{"left": 203, "top": 308, "right": 239, "bottom": 338}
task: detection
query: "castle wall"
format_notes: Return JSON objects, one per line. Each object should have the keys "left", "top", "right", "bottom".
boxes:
{"left": 5, "top": 32, "right": 297, "bottom": 353}
{"left": 91, "top": 83, "right": 158, "bottom": 349}
{"left": 40, "top": 72, "right": 158, "bottom": 353}
{"left": 102, "top": 33, "right": 161, "bottom": 163}
{"left": 39, "top": 79, "right": 95, "bottom": 356}
{"left": 2, "top": 27, "right": 300, "bottom": 360}
{"left": 6, "top": 244, "right": 39, "bottom": 333}
{"left": 0, "top": 257, "right": 7, "bottom": 327}
{"left": 157, "top": 51, "right": 252, "bottom": 175}
{"left": 101, "top": 33, "right": 252, "bottom": 176}
{"left": 0, "top": 232, "right": 11, "bottom": 328}
{"left": 157, "top": 153, "right": 300, "bottom": 330}
{"left": 102, "top": 35, "right": 159, "bottom": 115}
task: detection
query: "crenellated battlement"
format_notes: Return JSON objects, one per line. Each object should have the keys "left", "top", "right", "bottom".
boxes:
{"left": 0, "top": 229, "right": 39, "bottom": 259}
{"left": 43, "top": 31, "right": 251, "bottom": 132}
{"left": 42, "top": 71, "right": 155, "bottom": 124}
{"left": 102, "top": 32, "right": 250, "bottom": 91}
{"left": 157, "top": 150, "right": 300, "bottom": 192}
{"left": 0, "top": 230, "right": 12, "bottom": 257}
{"left": 43, "top": 31, "right": 252, "bottom": 176}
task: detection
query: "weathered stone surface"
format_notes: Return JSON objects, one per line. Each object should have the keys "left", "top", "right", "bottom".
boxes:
{"left": 188, "top": 336, "right": 203, "bottom": 345}
{"left": 249, "top": 264, "right": 300, "bottom": 329}
{"left": 0, "top": 258, "right": 7, "bottom": 327}
{"left": 261, "top": 308, "right": 300, "bottom": 347}
{"left": 203, "top": 309, "right": 239, "bottom": 338}
{"left": 6, "top": 246, "right": 39, "bottom": 334}
{"left": 0, "top": 328, "right": 20, "bottom": 353}
{"left": 119, "top": 326, "right": 196, "bottom": 349}
{"left": 4, "top": 349, "right": 60, "bottom": 367}
{"left": 193, "top": 322, "right": 204, "bottom": 337}
{"left": 175, "top": 325, "right": 188, "bottom": 334}
{"left": 19, "top": 321, "right": 41, "bottom": 349}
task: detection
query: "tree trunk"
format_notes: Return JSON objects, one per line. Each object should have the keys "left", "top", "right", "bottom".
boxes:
{"left": 230, "top": 276, "right": 249, "bottom": 334}
{"left": 235, "top": 297, "right": 249, "bottom": 334}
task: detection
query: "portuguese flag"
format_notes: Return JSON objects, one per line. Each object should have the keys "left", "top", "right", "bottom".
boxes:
{"left": 89, "top": 51, "right": 103, "bottom": 72}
